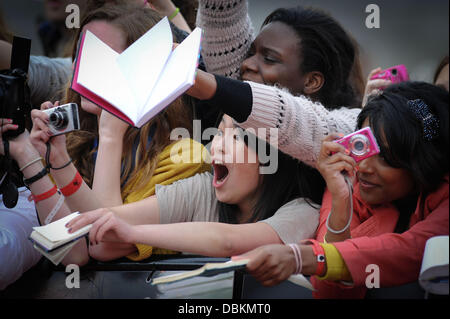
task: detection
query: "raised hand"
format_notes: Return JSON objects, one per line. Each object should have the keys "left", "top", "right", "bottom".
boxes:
{"left": 98, "top": 108, "right": 130, "bottom": 141}
{"left": 362, "top": 67, "right": 392, "bottom": 107}
{"left": 30, "top": 101, "right": 70, "bottom": 167}
{"left": 316, "top": 133, "right": 356, "bottom": 200}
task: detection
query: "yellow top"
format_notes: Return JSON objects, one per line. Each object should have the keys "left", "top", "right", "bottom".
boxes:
{"left": 124, "top": 138, "right": 211, "bottom": 261}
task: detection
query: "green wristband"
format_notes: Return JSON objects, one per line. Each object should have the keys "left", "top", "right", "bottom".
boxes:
{"left": 169, "top": 7, "right": 180, "bottom": 20}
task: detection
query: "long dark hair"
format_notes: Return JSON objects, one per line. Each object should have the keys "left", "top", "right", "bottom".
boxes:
{"left": 262, "top": 6, "right": 360, "bottom": 109}
{"left": 218, "top": 131, "right": 325, "bottom": 224}
{"left": 357, "top": 82, "right": 449, "bottom": 196}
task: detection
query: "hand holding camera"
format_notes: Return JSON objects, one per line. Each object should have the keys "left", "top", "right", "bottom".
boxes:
{"left": 362, "top": 65, "right": 410, "bottom": 107}
{"left": 370, "top": 64, "right": 409, "bottom": 84}
{"left": 30, "top": 101, "right": 79, "bottom": 168}
{"left": 317, "top": 127, "right": 380, "bottom": 199}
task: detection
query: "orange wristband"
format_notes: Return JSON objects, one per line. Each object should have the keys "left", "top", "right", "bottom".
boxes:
{"left": 29, "top": 184, "right": 58, "bottom": 203}
{"left": 307, "top": 239, "right": 326, "bottom": 276}
{"left": 60, "top": 171, "right": 82, "bottom": 197}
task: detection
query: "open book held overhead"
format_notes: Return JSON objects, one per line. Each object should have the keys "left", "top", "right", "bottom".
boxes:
{"left": 71, "top": 17, "right": 202, "bottom": 127}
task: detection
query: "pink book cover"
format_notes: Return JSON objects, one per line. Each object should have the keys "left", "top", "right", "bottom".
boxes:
{"left": 70, "top": 31, "right": 134, "bottom": 126}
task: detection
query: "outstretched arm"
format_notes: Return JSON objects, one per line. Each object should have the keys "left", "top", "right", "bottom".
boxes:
{"left": 188, "top": 70, "right": 360, "bottom": 167}
{"left": 67, "top": 209, "right": 282, "bottom": 257}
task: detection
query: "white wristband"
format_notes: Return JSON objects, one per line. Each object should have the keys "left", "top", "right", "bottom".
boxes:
{"left": 44, "top": 191, "right": 65, "bottom": 225}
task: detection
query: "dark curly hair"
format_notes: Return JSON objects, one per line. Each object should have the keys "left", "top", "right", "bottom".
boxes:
{"left": 262, "top": 6, "right": 361, "bottom": 109}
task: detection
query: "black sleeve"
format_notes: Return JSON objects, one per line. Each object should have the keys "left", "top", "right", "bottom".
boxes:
{"left": 204, "top": 74, "right": 253, "bottom": 123}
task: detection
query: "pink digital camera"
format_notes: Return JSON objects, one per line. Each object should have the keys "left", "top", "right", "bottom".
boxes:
{"left": 335, "top": 127, "right": 380, "bottom": 162}
{"left": 370, "top": 64, "right": 409, "bottom": 85}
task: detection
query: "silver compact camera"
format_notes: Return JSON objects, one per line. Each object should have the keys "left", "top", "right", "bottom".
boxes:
{"left": 42, "top": 103, "right": 80, "bottom": 136}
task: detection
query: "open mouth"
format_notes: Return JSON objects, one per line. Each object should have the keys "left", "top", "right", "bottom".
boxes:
{"left": 212, "top": 161, "right": 230, "bottom": 188}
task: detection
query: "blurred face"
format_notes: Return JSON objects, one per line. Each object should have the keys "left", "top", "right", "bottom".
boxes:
{"left": 210, "top": 115, "right": 262, "bottom": 212}
{"left": 79, "top": 20, "right": 126, "bottom": 116}
{"left": 240, "top": 22, "right": 306, "bottom": 94}
{"left": 435, "top": 63, "right": 449, "bottom": 92}
{"left": 356, "top": 118, "right": 415, "bottom": 205}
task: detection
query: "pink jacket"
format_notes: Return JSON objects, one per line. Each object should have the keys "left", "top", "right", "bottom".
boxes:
{"left": 312, "top": 176, "right": 449, "bottom": 299}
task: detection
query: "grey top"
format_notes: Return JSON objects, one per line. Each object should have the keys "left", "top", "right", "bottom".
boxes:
{"left": 156, "top": 172, "right": 319, "bottom": 244}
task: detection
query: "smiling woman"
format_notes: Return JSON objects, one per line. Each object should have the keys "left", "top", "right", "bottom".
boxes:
{"left": 233, "top": 81, "right": 449, "bottom": 298}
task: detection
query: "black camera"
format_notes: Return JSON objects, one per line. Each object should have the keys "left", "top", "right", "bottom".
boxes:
{"left": 0, "top": 69, "right": 30, "bottom": 138}
{"left": 0, "top": 36, "right": 31, "bottom": 139}
{"left": 1, "top": 36, "right": 31, "bottom": 208}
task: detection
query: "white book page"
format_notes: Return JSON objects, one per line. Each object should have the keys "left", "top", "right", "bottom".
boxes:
{"left": 33, "top": 212, "right": 91, "bottom": 243}
{"left": 138, "top": 27, "right": 202, "bottom": 125}
{"left": 77, "top": 31, "right": 138, "bottom": 122}
{"left": 117, "top": 17, "right": 173, "bottom": 114}
{"left": 287, "top": 274, "right": 315, "bottom": 291}
{"left": 34, "top": 240, "right": 79, "bottom": 266}
{"left": 420, "top": 236, "right": 449, "bottom": 276}
{"left": 419, "top": 236, "right": 449, "bottom": 295}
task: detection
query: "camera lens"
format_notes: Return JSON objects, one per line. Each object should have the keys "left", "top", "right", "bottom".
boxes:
{"left": 391, "top": 68, "right": 397, "bottom": 76}
{"left": 349, "top": 134, "right": 369, "bottom": 157}
{"left": 49, "top": 107, "right": 68, "bottom": 130}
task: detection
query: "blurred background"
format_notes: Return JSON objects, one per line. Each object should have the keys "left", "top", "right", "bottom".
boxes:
{"left": 1, "top": 0, "right": 448, "bottom": 82}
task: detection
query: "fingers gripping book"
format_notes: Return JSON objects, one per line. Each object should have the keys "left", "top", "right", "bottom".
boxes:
{"left": 29, "top": 212, "right": 91, "bottom": 265}
{"left": 71, "top": 17, "right": 202, "bottom": 127}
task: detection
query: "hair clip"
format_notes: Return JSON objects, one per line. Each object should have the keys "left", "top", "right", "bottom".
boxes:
{"left": 407, "top": 99, "right": 439, "bottom": 141}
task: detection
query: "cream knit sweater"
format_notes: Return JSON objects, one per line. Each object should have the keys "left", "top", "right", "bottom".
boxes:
{"left": 196, "top": 0, "right": 361, "bottom": 167}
